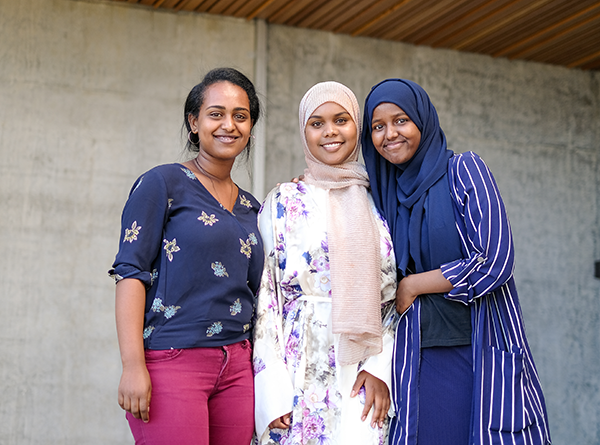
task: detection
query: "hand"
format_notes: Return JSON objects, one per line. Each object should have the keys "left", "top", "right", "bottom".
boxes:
{"left": 276, "top": 175, "right": 305, "bottom": 186}
{"left": 351, "top": 371, "right": 390, "bottom": 429}
{"left": 269, "top": 412, "right": 291, "bottom": 429}
{"left": 118, "top": 363, "right": 152, "bottom": 423}
{"left": 395, "top": 276, "right": 418, "bottom": 314}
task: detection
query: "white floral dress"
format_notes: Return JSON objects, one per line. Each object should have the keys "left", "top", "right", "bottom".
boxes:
{"left": 254, "top": 182, "right": 397, "bottom": 445}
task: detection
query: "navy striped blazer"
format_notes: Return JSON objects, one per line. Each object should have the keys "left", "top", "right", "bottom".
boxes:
{"left": 389, "top": 152, "right": 551, "bottom": 445}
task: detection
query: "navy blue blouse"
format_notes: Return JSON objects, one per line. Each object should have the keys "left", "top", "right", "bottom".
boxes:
{"left": 110, "top": 163, "right": 264, "bottom": 349}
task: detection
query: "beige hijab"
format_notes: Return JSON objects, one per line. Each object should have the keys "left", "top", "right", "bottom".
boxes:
{"left": 299, "top": 81, "right": 383, "bottom": 366}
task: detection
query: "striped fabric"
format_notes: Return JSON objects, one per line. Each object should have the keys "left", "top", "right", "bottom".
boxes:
{"left": 389, "top": 152, "right": 551, "bottom": 445}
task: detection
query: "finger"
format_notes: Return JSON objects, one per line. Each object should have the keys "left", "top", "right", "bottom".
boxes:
{"left": 370, "top": 395, "right": 383, "bottom": 428}
{"left": 282, "top": 413, "right": 291, "bottom": 426}
{"left": 361, "top": 387, "right": 376, "bottom": 423}
{"left": 118, "top": 392, "right": 125, "bottom": 411}
{"left": 129, "top": 397, "right": 140, "bottom": 419}
{"left": 269, "top": 417, "right": 290, "bottom": 430}
{"left": 140, "top": 396, "right": 150, "bottom": 423}
{"left": 351, "top": 374, "right": 367, "bottom": 398}
{"left": 378, "top": 397, "right": 390, "bottom": 428}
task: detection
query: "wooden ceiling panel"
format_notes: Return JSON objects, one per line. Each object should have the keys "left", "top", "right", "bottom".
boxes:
{"left": 108, "top": 0, "right": 600, "bottom": 70}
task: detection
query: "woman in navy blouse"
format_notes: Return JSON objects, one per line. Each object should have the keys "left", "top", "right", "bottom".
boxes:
{"left": 361, "top": 79, "right": 551, "bottom": 445}
{"left": 110, "top": 68, "right": 264, "bottom": 445}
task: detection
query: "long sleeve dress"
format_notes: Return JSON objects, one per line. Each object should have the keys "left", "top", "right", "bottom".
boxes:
{"left": 253, "top": 181, "right": 398, "bottom": 445}
{"left": 389, "top": 152, "right": 551, "bottom": 445}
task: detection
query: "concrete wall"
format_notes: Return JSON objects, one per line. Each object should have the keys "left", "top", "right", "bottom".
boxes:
{"left": 0, "top": 1, "right": 257, "bottom": 443}
{"left": 0, "top": 0, "right": 598, "bottom": 444}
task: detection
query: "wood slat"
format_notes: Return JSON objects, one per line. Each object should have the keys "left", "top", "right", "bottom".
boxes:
{"left": 102, "top": 0, "right": 600, "bottom": 70}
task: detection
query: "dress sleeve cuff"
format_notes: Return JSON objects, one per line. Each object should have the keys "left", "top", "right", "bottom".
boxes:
{"left": 254, "top": 360, "right": 295, "bottom": 442}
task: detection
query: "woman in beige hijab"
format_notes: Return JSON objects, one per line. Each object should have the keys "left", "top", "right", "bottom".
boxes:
{"left": 253, "top": 81, "right": 398, "bottom": 445}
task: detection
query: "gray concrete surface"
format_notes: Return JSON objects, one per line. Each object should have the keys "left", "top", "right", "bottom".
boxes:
{"left": 0, "top": 0, "right": 599, "bottom": 443}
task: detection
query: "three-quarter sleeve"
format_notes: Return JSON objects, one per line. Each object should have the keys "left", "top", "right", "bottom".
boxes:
{"left": 253, "top": 189, "right": 295, "bottom": 440}
{"left": 441, "top": 152, "right": 515, "bottom": 303}
{"left": 110, "top": 169, "right": 169, "bottom": 286}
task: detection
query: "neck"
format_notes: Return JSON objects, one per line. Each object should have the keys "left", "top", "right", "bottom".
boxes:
{"left": 194, "top": 154, "right": 234, "bottom": 183}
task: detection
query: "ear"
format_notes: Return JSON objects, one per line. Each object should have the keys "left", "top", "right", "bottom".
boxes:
{"left": 188, "top": 113, "right": 199, "bottom": 134}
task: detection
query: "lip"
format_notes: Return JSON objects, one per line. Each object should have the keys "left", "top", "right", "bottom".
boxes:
{"left": 214, "top": 135, "right": 239, "bottom": 144}
{"left": 383, "top": 139, "right": 406, "bottom": 150}
{"left": 320, "top": 141, "right": 344, "bottom": 152}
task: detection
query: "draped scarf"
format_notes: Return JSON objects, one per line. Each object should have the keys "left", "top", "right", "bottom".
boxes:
{"left": 300, "top": 81, "right": 383, "bottom": 366}
{"left": 361, "top": 79, "right": 461, "bottom": 274}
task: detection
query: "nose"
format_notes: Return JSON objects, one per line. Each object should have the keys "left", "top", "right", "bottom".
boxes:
{"left": 221, "top": 114, "right": 234, "bottom": 131}
{"left": 323, "top": 122, "right": 338, "bottom": 137}
{"left": 385, "top": 125, "right": 398, "bottom": 140}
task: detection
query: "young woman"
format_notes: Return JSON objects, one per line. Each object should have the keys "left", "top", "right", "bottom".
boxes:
{"left": 253, "top": 81, "right": 398, "bottom": 445}
{"left": 110, "top": 67, "right": 264, "bottom": 445}
{"left": 362, "top": 78, "right": 551, "bottom": 445}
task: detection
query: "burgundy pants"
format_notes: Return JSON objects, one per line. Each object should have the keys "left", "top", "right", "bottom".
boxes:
{"left": 127, "top": 339, "right": 254, "bottom": 445}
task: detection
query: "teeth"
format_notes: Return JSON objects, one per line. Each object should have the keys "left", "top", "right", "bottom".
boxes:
{"left": 322, "top": 142, "right": 342, "bottom": 148}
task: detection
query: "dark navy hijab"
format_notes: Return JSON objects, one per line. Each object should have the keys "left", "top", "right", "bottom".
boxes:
{"left": 361, "top": 79, "right": 461, "bottom": 275}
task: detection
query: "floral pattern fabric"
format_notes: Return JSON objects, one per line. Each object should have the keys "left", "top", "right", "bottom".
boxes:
{"left": 254, "top": 182, "right": 398, "bottom": 445}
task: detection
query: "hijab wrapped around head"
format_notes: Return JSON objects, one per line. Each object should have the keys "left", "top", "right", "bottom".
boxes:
{"left": 300, "top": 81, "right": 383, "bottom": 366}
{"left": 361, "top": 79, "right": 461, "bottom": 275}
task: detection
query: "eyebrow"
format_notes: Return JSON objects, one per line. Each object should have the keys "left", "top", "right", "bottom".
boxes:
{"left": 206, "top": 105, "right": 250, "bottom": 113}
{"left": 308, "top": 111, "right": 351, "bottom": 120}
{"left": 372, "top": 112, "right": 409, "bottom": 123}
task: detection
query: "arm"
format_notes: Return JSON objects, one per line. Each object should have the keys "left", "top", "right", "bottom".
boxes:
{"left": 115, "top": 278, "right": 151, "bottom": 423}
{"left": 396, "top": 269, "right": 453, "bottom": 314}
{"left": 441, "top": 153, "right": 515, "bottom": 303}
{"left": 111, "top": 168, "right": 170, "bottom": 422}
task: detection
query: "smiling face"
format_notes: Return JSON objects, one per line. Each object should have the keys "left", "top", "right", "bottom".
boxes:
{"left": 304, "top": 102, "right": 358, "bottom": 166}
{"left": 370, "top": 102, "right": 421, "bottom": 165}
{"left": 188, "top": 81, "right": 253, "bottom": 163}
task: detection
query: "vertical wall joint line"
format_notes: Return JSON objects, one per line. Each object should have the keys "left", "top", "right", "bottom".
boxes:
{"left": 252, "top": 18, "right": 268, "bottom": 200}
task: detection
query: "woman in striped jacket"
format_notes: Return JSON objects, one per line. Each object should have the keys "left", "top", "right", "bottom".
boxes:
{"left": 361, "top": 78, "right": 551, "bottom": 445}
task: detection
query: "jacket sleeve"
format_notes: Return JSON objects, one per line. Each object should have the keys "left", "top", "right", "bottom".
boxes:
{"left": 440, "top": 152, "right": 515, "bottom": 304}
{"left": 253, "top": 188, "right": 295, "bottom": 442}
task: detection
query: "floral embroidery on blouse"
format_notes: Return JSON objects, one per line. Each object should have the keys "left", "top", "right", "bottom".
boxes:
{"left": 150, "top": 269, "right": 158, "bottom": 286}
{"left": 181, "top": 167, "right": 196, "bottom": 180}
{"left": 150, "top": 297, "right": 181, "bottom": 319}
{"left": 240, "top": 195, "right": 252, "bottom": 208}
{"left": 123, "top": 221, "right": 142, "bottom": 243}
{"left": 163, "top": 238, "right": 180, "bottom": 262}
{"left": 206, "top": 321, "right": 223, "bottom": 337}
{"left": 240, "top": 238, "right": 252, "bottom": 259}
{"left": 230, "top": 298, "right": 242, "bottom": 315}
{"left": 198, "top": 211, "right": 218, "bottom": 226}
{"left": 168, "top": 198, "right": 173, "bottom": 209}
{"left": 243, "top": 323, "right": 250, "bottom": 333}
{"left": 143, "top": 326, "right": 155, "bottom": 339}
{"left": 211, "top": 262, "right": 229, "bottom": 277}
{"left": 248, "top": 232, "right": 258, "bottom": 245}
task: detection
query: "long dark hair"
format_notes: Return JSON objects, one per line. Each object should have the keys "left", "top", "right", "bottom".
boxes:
{"left": 183, "top": 67, "right": 261, "bottom": 156}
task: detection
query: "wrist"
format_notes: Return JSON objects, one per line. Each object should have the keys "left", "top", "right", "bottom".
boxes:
{"left": 402, "top": 274, "right": 419, "bottom": 297}
{"left": 121, "top": 356, "right": 147, "bottom": 370}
